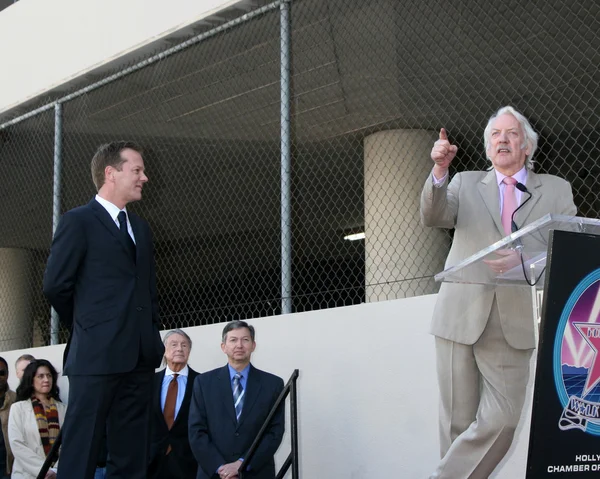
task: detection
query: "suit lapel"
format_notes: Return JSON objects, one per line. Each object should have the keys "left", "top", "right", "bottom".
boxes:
{"left": 514, "top": 171, "right": 542, "bottom": 227}
{"left": 128, "top": 212, "right": 143, "bottom": 266}
{"left": 237, "top": 364, "right": 261, "bottom": 429}
{"left": 218, "top": 366, "right": 238, "bottom": 426}
{"left": 89, "top": 199, "right": 136, "bottom": 266}
{"left": 171, "top": 368, "right": 197, "bottom": 429}
{"left": 156, "top": 370, "right": 168, "bottom": 430}
{"left": 477, "top": 170, "right": 505, "bottom": 237}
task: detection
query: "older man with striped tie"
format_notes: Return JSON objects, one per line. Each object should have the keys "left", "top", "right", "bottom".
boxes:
{"left": 189, "top": 321, "right": 285, "bottom": 479}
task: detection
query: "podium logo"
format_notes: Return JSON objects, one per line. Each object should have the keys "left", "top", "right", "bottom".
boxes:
{"left": 554, "top": 270, "right": 600, "bottom": 435}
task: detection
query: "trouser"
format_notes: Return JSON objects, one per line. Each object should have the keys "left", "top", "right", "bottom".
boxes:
{"left": 431, "top": 299, "right": 533, "bottom": 479}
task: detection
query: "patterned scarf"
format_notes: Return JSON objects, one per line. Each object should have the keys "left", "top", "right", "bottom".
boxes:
{"left": 31, "top": 397, "right": 60, "bottom": 457}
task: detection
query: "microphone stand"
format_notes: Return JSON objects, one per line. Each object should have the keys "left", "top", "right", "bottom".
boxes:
{"left": 511, "top": 182, "right": 545, "bottom": 287}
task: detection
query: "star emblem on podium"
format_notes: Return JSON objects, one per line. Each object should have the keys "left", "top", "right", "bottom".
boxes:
{"left": 573, "top": 322, "right": 600, "bottom": 397}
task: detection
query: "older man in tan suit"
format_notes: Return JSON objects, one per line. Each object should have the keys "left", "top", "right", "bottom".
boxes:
{"left": 421, "top": 106, "right": 577, "bottom": 478}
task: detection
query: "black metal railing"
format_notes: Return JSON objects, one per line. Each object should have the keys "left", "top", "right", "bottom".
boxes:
{"left": 37, "top": 429, "right": 61, "bottom": 479}
{"left": 240, "top": 368, "right": 300, "bottom": 479}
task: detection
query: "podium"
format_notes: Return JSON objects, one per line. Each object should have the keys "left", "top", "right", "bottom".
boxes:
{"left": 435, "top": 213, "right": 600, "bottom": 477}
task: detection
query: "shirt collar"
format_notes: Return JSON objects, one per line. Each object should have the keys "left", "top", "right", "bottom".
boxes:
{"left": 228, "top": 363, "right": 251, "bottom": 380}
{"left": 495, "top": 166, "right": 527, "bottom": 187}
{"left": 95, "top": 194, "right": 127, "bottom": 222}
{"left": 165, "top": 364, "right": 189, "bottom": 377}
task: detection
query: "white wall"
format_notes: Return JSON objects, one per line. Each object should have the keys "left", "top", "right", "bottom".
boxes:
{"left": 2, "top": 295, "right": 536, "bottom": 478}
{"left": 0, "top": 0, "right": 242, "bottom": 115}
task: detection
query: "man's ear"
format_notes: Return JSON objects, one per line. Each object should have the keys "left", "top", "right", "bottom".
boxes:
{"left": 104, "top": 165, "right": 114, "bottom": 183}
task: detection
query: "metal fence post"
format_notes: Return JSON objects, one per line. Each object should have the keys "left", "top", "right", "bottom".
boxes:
{"left": 280, "top": 0, "right": 292, "bottom": 314}
{"left": 50, "top": 102, "right": 62, "bottom": 345}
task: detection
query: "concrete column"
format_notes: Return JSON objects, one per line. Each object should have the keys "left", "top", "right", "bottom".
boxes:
{"left": 0, "top": 248, "right": 34, "bottom": 350}
{"left": 364, "top": 130, "right": 450, "bottom": 302}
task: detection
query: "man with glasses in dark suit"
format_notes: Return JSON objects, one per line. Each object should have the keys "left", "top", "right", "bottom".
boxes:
{"left": 189, "top": 321, "right": 285, "bottom": 479}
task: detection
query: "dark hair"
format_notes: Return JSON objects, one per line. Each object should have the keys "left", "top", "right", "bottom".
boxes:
{"left": 90, "top": 141, "right": 143, "bottom": 191}
{"left": 222, "top": 320, "right": 255, "bottom": 343}
{"left": 16, "top": 359, "right": 61, "bottom": 402}
{"left": 0, "top": 356, "right": 7, "bottom": 371}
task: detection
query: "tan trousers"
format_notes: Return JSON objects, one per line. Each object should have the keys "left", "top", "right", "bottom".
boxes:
{"left": 430, "top": 299, "right": 533, "bottom": 479}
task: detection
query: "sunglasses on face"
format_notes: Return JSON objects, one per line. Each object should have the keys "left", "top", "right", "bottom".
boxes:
{"left": 0, "top": 371, "right": 6, "bottom": 377}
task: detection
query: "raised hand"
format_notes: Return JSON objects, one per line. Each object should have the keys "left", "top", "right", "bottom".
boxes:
{"left": 431, "top": 128, "right": 458, "bottom": 179}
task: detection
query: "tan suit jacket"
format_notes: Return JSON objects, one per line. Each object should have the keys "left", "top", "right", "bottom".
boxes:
{"left": 421, "top": 169, "right": 576, "bottom": 349}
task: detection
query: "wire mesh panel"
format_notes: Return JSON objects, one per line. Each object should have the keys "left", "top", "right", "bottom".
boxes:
{"left": 0, "top": 0, "right": 598, "bottom": 345}
{"left": 289, "top": 0, "right": 600, "bottom": 304}
{"left": 0, "top": 111, "right": 54, "bottom": 348}
{"left": 57, "top": 8, "right": 283, "bottom": 337}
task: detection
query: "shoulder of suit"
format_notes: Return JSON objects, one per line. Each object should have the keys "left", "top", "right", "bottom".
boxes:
{"left": 63, "top": 203, "right": 92, "bottom": 219}
{"left": 532, "top": 172, "right": 571, "bottom": 186}
{"left": 198, "top": 366, "right": 224, "bottom": 381}
{"left": 9, "top": 399, "right": 30, "bottom": 413}
{"left": 250, "top": 366, "right": 283, "bottom": 384}
{"left": 454, "top": 170, "right": 490, "bottom": 181}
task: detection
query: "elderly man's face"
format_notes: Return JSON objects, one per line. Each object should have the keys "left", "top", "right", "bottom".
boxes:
{"left": 164, "top": 334, "right": 191, "bottom": 368}
{"left": 487, "top": 113, "right": 529, "bottom": 175}
{"left": 16, "top": 359, "right": 31, "bottom": 380}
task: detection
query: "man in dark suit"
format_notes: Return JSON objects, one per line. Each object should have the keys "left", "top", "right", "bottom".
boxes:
{"left": 148, "top": 329, "right": 199, "bottom": 479}
{"left": 43, "top": 141, "right": 165, "bottom": 479}
{"left": 189, "top": 321, "right": 284, "bottom": 479}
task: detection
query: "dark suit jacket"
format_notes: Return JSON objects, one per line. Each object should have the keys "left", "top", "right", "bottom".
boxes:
{"left": 188, "top": 364, "right": 285, "bottom": 479}
{"left": 43, "top": 198, "right": 164, "bottom": 375}
{"left": 148, "top": 366, "right": 200, "bottom": 479}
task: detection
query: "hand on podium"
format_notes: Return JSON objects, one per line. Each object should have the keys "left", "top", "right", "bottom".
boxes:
{"left": 483, "top": 248, "right": 521, "bottom": 275}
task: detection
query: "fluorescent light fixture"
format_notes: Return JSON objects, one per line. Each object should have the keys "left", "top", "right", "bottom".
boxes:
{"left": 343, "top": 232, "right": 365, "bottom": 241}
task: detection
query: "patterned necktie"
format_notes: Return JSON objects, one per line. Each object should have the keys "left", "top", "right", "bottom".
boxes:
{"left": 501, "top": 177, "right": 518, "bottom": 235}
{"left": 163, "top": 373, "right": 179, "bottom": 429}
{"left": 233, "top": 373, "right": 245, "bottom": 421}
{"left": 117, "top": 210, "right": 136, "bottom": 260}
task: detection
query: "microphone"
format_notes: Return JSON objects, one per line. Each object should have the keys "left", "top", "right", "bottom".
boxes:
{"left": 511, "top": 182, "right": 533, "bottom": 233}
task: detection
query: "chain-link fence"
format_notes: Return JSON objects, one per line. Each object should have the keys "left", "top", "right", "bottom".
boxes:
{"left": 0, "top": 0, "right": 598, "bottom": 348}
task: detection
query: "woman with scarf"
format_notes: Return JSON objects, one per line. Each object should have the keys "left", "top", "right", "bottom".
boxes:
{"left": 8, "top": 360, "right": 66, "bottom": 479}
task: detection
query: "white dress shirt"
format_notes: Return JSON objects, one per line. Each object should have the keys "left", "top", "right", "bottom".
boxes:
{"left": 160, "top": 365, "right": 189, "bottom": 420}
{"left": 95, "top": 194, "right": 136, "bottom": 243}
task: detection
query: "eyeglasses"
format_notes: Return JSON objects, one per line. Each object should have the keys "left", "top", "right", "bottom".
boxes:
{"left": 0, "top": 371, "right": 6, "bottom": 377}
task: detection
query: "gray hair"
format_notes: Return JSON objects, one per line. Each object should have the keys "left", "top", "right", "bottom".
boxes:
{"left": 222, "top": 320, "right": 255, "bottom": 343}
{"left": 163, "top": 329, "right": 192, "bottom": 348}
{"left": 484, "top": 106, "right": 539, "bottom": 170}
{"left": 161, "top": 329, "right": 192, "bottom": 367}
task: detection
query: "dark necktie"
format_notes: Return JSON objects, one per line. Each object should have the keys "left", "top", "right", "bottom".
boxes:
{"left": 233, "top": 373, "right": 245, "bottom": 421}
{"left": 117, "top": 211, "right": 136, "bottom": 261}
{"left": 164, "top": 373, "right": 179, "bottom": 429}
{"left": 164, "top": 374, "right": 179, "bottom": 455}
